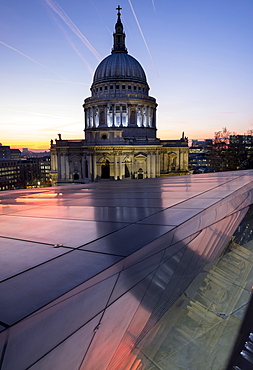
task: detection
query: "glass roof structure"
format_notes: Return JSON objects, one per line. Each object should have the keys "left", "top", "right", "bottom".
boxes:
{"left": 1, "top": 170, "right": 253, "bottom": 369}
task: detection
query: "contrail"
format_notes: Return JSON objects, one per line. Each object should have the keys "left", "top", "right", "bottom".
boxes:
{"left": 67, "top": 38, "right": 94, "bottom": 75}
{"left": 127, "top": 0, "right": 158, "bottom": 76}
{"left": 0, "top": 41, "right": 68, "bottom": 80}
{"left": 122, "top": 15, "right": 134, "bottom": 39}
{"left": 152, "top": 0, "right": 156, "bottom": 11}
{"left": 88, "top": 0, "right": 111, "bottom": 36}
{"left": 46, "top": 6, "right": 94, "bottom": 75}
{"left": 58, "top": 21, "right": 94, "bottom": 76}
{"left": 45, "top": 0, "right": 101, "bottom": 61}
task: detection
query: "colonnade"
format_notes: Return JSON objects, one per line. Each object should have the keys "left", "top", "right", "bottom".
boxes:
{"left": 51, "top": 147, "right": 188, "bottom": 183}
{"left": 85, "top": 103, "right": 156, "bottom": 129}
{"left": 160, "top": 149, "right": 189, "bottom": 173}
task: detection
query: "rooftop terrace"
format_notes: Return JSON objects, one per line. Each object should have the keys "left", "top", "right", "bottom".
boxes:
{"left": 1, "top": 170, "right": 253, "bottom": 369}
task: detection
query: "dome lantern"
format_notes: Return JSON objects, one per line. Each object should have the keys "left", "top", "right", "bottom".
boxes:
{"left": 112, "top": 5, "right": 128, "bottom": 54}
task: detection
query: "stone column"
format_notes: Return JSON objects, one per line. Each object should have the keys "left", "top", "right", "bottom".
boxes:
{"left": 179, "top": 150, "right": 183, "bottom": 171}
{"left": 120, "top": 105, "right": 123, "bottom": 126}
{"left": 104, "top": 105, "right": 107, "bottom": 127}
{"left": 114, "top": 154, "right": 118, "bottom": 180}
{"left": 119, "top": 154, "right": 123, "bottom": 180}
{"left": 60, "top": 154, "right": 65, "bottom": 179}
{"left": 88, "top": 154, "right": 92, "bottom": 181}
{"left": 184, "top": 150, "right": 188, "bottom": 171}
{"left": 86, "top": 108, "right": 89, "bottom": 128}
{"left": 154, "top": 107, "right": 157, "bottom": 128}
{"left": 112, "top": 104, "right": 115, "bottom": 127}
{"left": 94, "top": 106, "right": 98, "bottom": 128}
{"left": 51, "top": 152, "right": 56, "bottom": 171}
{"left": 84, "top": 109, "right": 87, "bottom": 129}
{"left": 156, "top": 151, "right": 160, "bottom": 177}
{"left": 176, "top": 149, "right": 180, "bottom": 170}
{"left": 151, "top": 107, "right": 153, "bottom": 128}
{"left": 149, "top": 107, "right": 152, "bottom": 127}
{"left": 106, "top": 104, "right": 109, "bottom": 127}
{"left": 147, "top": 154, "right": 151, "bottom": 178}
{"left": 151, "top": 153, "right": 156, "bottom": 178}
{"left": 127, "top": 104, "right": 131, "bottom": 126}
{"left": 93, "top": 154, "right": 97, "bottom": 181}
{"left": 89, "top": 107, "right": 93, "bottom": 128}
{"left": 65, "top": 155, "right": 70, "bottom": 179}
{"left": 152, "top": 153, "right": 156, "bottom": 177}
{"left": 134, "top": 105, "right": 138, "bottom": 126}
{"left": 92, "top": 107, "right": 95, "bottom": 128}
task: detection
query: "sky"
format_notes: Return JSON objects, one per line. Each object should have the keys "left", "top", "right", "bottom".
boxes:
{"left": 1, "top": 0, "right": 253, "bottom": 150}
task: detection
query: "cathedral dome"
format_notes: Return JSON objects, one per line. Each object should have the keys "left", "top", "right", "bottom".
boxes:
{"left": 92, "top": 53, "right": 147, "bottom": 85}
{"left": 84, "top": 6, "right": 157, "bottom": 141}
{"left": 91, "top": 5, "right": 148, "bottom": 88}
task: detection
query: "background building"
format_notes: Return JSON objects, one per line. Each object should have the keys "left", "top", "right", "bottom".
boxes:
{"left": 210, "top": 133, "right": 253, "bottom": 172}
{"left": 51, "top": 7, "right": 189, "bottom": 184}
{"left": 0, "top": 151, "right": 51, "bottom": 191}
{"left": 189, "top": 139, "right": 212, "bottom": 173}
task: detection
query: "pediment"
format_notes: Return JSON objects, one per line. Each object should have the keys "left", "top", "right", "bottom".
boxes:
{"left": 69, "top": 154, "right": 81, "bottom": 161}
{"left": 134, "top": 152, "right": 147, "bottom": 159}
{"left": 167, "top": 152, "right": 177, "bottom": 158}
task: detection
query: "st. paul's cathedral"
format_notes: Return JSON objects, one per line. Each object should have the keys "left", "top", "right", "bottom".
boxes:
{"left": 50, "top": 6, "right": 189, "bottom": 184}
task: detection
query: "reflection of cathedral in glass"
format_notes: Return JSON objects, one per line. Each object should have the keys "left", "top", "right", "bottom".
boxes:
{"left": 50, "top": 6, "right": 189, "bottom": 183}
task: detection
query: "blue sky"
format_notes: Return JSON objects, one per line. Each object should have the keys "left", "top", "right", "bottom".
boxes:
{"left": 1, "top": 0, "right": 253, "bottom": 149}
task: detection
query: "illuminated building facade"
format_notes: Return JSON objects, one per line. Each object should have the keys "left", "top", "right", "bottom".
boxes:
{"left": 50, "top": 7, "right": 188, "bottom": 184}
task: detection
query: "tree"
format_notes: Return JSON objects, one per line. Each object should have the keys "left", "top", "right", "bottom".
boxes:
{"left": 210, "top": 128, "right": 253, "bottom": 172}
{"left": 210, "top": 128, "right": 238, "bottom": 171}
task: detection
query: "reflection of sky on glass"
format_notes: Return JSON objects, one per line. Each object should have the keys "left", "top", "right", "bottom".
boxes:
{"left": 1, "top": 0, "right": 253, "bottom": 149}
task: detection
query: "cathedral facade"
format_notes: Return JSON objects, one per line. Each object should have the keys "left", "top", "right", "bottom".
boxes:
{"left": 50, "top": 7, "right": 189, "bottom": 184}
